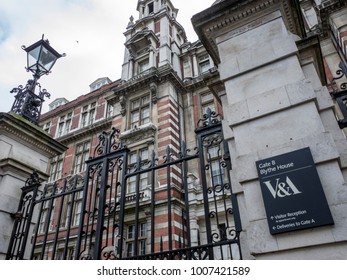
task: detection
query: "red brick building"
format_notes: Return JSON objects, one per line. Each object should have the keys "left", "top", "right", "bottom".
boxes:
{"left": 15, "top": 0, "right": 347, "bottom": 260}
{"left": 36, "top": 0, "right": 226, "bottom": 260}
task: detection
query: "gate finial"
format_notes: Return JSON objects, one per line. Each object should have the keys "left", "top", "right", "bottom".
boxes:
{"left": 196, "top": 108, "right": 222, "bottom": 130}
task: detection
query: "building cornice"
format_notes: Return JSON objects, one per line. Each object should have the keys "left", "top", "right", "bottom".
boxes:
{"left": 183, "top": 67, "right": 221, "bottom": 92}
{"left": 40, "top": 79, "right": 122, "bottom": 123}
{"left": 120, "top": 123, "right": 157, "bottom": 147}
{"left": 56, "top": 118, "right": 113, "bottom": 145}
{"left": 0, "top": 157, "right": 50, "bottom": 181}
{"left": 0, "top": 112, "right": 67, "bottom": 158}
{"left": 192, "top": 0, "right": 305, "bottom": 64}
{"left": 114, "top": 65, "right": 186, "bottom": 96}
{"left": 319, "top": 0, "right": 347, "bottom": 38}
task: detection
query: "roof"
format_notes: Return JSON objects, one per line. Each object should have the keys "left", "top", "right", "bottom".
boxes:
{"left": 40, "top": 79, "right": 122, "bottom": 121}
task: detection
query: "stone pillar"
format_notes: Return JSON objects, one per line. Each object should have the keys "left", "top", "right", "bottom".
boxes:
{"left": 192, "top": 53, "right": 199, "bottom": 78}
{"left": 193, "top": 0, "right": 347, "bottom": 259}
{"left": 149, "top": 48, "right": 155, "bottom": 69}
{"left": 128, "top": 56, "right": 134, "bottom": 79}
{"left": 0, "top": 112, "right": 66, "bottom": 259}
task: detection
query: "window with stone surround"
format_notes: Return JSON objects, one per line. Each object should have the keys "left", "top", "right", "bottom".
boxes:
{"left": 207, "top": 145, "right": 225, "bottom": 187}
{"left": 148, "top": 2, "right": 154, "bottom": 14}
{"left": 106, "top": 101, "right": 114, "bottom": 118}
{"left": 49, "top": 154, "right": 64, "bottom": 182}
{"left": 201, "top": 92, "right": 216, "bottom": 116}
{"left": 138, "top": 58, "right": 150, "bottom": 74}
{"left": 56, "top": 247, "right": 75, "bottom": 260}
{"left": 80, "top": 102, "right": 96, "bottom": 128}
{"left": 38, "top": 196, "right": 55, "bottom": 234}
{"left": 73, "top": 141, "right": 91, "bottom": 174}
{"left": 126, "top": 222, "right": 147, "bottom": 257}
{"left": 61, "top": 190, "right": 83, "bottom": 228}
{"left": 43, "top": 121, "right": 51, "bottom": 133}
{"left": 127, "top": 148, "right": 149, "bottom": 194}
{"left": 130, "top": 94, "right": 150, "bottom": 129}
{"left": 198, "top": 53, "right": 211, "bottom": 74}
{"left": 56, "top": 112, "right": 72, "bottom": 137}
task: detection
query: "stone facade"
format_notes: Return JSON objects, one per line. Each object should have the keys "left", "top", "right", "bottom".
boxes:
{"left": 7, "top": 0, "right": 346, "bottom": 260}
{"left": 36, "top": 0, "right": 224, "bottom": 260}
{"left": 193, "top": 0, "right": 347, "bottom": 259}
{"left": 0, "top": 112, "right": 66, "bottom": 259}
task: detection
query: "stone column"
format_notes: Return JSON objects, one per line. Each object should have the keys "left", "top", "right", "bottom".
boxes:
{"left": 192, "top": 53, "right": 199, "bottom": 78}
{"left": 193, "top": 0, "right": 347, "bottom": 259}
{"left": 128, "top": 56, "right": 134, "bottom": 79}
{"left": 0, "top": 112, "right": 66, "bottom": 259}
{"left": 149, "top": 47, "right": 155, "bottom": 69}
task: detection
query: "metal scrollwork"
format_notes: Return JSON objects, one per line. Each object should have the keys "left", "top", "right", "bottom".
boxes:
{"left": 196, "top": 108, "right": 222, "bottom": 129}
{"left": 94, "top": 127, "right": 124, "bottom": 157}
{"left": 331, "top": 61, "right": 347, "bottom": 91}
{"left": 10, "top": 80, "right": 50, "bottom": 125}
{"left": 202, "top": 133, "right": 223, "bottom": 148}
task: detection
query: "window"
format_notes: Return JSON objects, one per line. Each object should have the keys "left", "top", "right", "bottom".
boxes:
{"left": 130, "top": 95, "right": 150, "bottom": 128}
{"left": 218, "top": 223, "right": 227, "bottom": 241}
{"left": 73, "top": 141, "right": 91, "bottom": 174}
{"left": 126, "top": 223, "right": 147, "bottom": 257}
{"left": 138, "top": 59, "right": 150, "bottom": 74}
{"left": 49, "top": 154, "right": 64, "bottom": 182}
{"left": 127, "top": 149, "right": 149, "bottom": 194}
{"left": 72, "top": 191, "right": 83, "bottom": 226}
{"left": 106, "top": 102, "right": 114, "bottom": 118}
{"left": 43, "top": 122, "right": 51, "bottom": 133}
{"left": 80, "top": 102, "right": 96, "bottom": 128}
{"left": 201, "top": 92, "right": 216, "bottom": 115}
{"left": 148, "top": 2, "right": 154, "bottom": 14}
{"left": 56, "top": 113, "right": 72, "bottom": 137}
{"left": 38, "top": 199, "right": 55, "bottom": 234}
{"left": 61, "top": 190, "right": 83, "bottom": 228}
{"left": 207, "top": 145, "right": 225, "bottom": 187}
{"left": 198, "top": 54, "right": 211, "bottom": 74}
{"left": 56, "top": 247, "right": 75, "bottom": 260}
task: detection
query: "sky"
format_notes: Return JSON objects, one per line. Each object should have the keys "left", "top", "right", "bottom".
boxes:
{"left": 0, "top": 0, "right": 213, "bottom": 114}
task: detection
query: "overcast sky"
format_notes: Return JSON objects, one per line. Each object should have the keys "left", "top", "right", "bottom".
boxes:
{"left": 0, "top": 0, "right": 213, "bottom": 114}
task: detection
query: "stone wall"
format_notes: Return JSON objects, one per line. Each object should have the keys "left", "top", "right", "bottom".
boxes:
{"left": 0, "top": 112, "right": 66, "bottom": 259}
{"left": 192, "top": 0, "right": 347, "bottom": 259}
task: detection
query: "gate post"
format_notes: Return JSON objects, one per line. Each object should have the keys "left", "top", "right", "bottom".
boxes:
{"left": 6, "top": 171, "right": 41, "bottom": 260}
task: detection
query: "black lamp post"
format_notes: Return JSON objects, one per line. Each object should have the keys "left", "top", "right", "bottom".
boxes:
{"left": 10, "top": 35, "right": 65, "bottom": 125}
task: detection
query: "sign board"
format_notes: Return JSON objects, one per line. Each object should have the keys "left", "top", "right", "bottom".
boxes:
{"left": 256, "top": 147, "right": 334, "bottom": 235}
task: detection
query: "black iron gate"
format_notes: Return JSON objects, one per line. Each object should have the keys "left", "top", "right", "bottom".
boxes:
{"left": 7, "top": 109, "right": 242, "bottom": 260}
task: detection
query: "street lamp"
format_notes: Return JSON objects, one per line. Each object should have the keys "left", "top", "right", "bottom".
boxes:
{"left": 10, "top": 35, "right": 65, "bottom": 125}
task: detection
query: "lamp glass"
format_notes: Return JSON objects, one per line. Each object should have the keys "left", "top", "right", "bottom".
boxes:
{"left": 27, "top": 44, "right": 59, "bottom": 76}
{"left": 39, "top": 46, "right": 58, "bottom": 71}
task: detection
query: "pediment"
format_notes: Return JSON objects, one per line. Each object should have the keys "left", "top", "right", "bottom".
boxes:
{"left": 125, "top": 30, "right": 159, "bottom": 53}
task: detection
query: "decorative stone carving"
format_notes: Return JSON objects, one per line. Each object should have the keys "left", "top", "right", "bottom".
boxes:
{"left": 120, "top": 123, "right": 157, "bottom": 146}
{"left": 150, "top": 82, "right": 158, "bottom": 104}
{"left": 127, "top": 16, "right": 134, "bottom": 29}
{"left": 120, "top": 94, "right": 126, "bottom": 116}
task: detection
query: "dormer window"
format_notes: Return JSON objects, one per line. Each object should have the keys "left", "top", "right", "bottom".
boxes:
{"left": 89, "top": 77, "right": 111, "bottom": 92}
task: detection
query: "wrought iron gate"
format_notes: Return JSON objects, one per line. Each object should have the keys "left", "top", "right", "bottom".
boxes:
{"left": 7, "top": 109, "right": 242, "bottom": 260}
